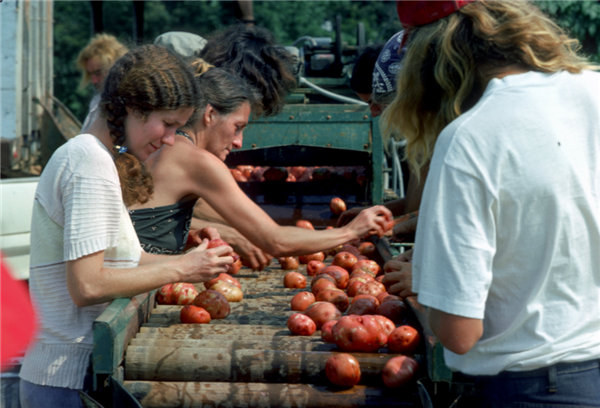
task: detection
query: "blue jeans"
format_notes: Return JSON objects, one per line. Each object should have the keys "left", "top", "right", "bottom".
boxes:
{"left": 20, "top": 372, "right": 93, "bottom": 408}
{"left": 468, "top": 359, "right": 600, "bottom": 407}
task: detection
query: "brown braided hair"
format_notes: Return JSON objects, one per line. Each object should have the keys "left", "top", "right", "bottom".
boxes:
{"left": 100, "top": 44, "right": 200, "bottom": 206}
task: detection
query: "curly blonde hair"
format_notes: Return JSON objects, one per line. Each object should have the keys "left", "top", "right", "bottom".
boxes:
{"left": 382, "top": 1, "right": 598, "bottom": 178}
{"left": 76, "top": 33, "right": 129, "bottom": 89}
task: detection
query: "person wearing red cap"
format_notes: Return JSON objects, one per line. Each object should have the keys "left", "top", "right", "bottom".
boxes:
{"left": 382, "top": 1, "right": 600, "bottom": 406}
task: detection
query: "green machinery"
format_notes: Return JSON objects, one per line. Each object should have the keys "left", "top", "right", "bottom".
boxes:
{"left": 226, "top": 100, "right": 385, "bottom": 228}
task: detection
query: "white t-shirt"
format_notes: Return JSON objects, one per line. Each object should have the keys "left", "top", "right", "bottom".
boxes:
{"left": 20, "top": 134, "right": 142, "bottom": 389}
{"left": 413, "top": 70, "right": 600, "bottom": 376}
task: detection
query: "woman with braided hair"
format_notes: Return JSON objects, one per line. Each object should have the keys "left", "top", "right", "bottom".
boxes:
{"left": 128, "top": 61, "right": 393, "bottom": 271}
{"left": 19, "top": 45, "right": 234, "bottom": 407}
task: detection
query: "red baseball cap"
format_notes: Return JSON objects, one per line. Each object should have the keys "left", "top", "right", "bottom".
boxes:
{"left": 396, "top": 0, "right": 475, "bottom": 46}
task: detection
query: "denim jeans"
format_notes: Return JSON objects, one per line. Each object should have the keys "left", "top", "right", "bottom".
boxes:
{"left": 468, "top": 359, "right": 600, "bottom": 407}
{"left": 20, "top": 372, "right": 93, "bottom": 408}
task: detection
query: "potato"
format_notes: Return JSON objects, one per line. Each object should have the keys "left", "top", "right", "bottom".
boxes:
{"left": 371, "top": 315, "right": 396, "bottom": 337}
{"left": 325, "top": 353, "right": 361, "bottom": 387}
{"left": 304, "top": 301, "right": 342, "bottom": 329}
{"left": 171, "top": 283, "right": 198, "bottom": 305}
{"left": 332, "top": 315, "right": 387, "bottom": 352}
{"left": 204, "top": 273, "right": 241, "bottom": 290}
{"left": 376, "top": 300, "right": 408, "bottom": 324}
{"left": 287, "top": 313, "right": 316, "bottom": 336}
{"left": 210, "top": 280, "right": 243, "bottom": 302}
{"left": 290, "top": 291, "right": 315, "bottom": 312}
{"left": 306, "top": 260, "right": 326, "bottom": 276}
{"left": 284, "top": 271, "right": 306, "bottom": 289}
{"left": 310, "top": 273, "right": 337, "bottom": 288}
{"left": 332, "top": 252, "right": 358, "bottom": 272}
{"left": 311, "top": 279, "right": 337, "bottom": 296}
{"left": 351, "top": 260, "right": 380, "bottom": 276}
{"left": 351, "top": 294, "right": 380, "bottom": 307}
{"left": 299, "top": 252, "right": 325, "bottom": 264}
{"left": 382, "top": 356, "right": 419, "bottom": 388}
{"left": 180, "top": 305, "right": 211, "bottom": 324}
{"left": 316, "top": 289, "right": 349, "bottom": 313}
{"left": 193, "top": 290, "right": 230, "bottom": 319}
{"left": 356, "top": 281, "right": 386, "bottom": 298}
{"left": 315, "top": 265, "right": 349, "bottom": 289}
{"left": 387, "top": 325, "right": 421, "bottom": 354}
{"left": 347, "top": 298, "right": 378, "bottom": 316}
{"left": 320, "top": 320, "right": 337, "bottom": 343}
{"left": 157, "top": 283, "right": 175, "bottom": 305}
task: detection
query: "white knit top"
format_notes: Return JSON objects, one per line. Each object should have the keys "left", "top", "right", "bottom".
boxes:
{"left": 20, "top": 134, "right": 142, "bottom": 389}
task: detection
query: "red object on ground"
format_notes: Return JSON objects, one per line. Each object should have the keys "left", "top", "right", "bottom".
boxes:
{"left": 1, "top": 254, "right": 38, "bottom": 370}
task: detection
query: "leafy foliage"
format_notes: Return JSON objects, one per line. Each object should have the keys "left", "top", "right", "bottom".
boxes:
{"left": 535, "top": 0, "right": 600, "bottom": 63}
{"left": 54, "top": 0, "right": 600, "bottom": 121}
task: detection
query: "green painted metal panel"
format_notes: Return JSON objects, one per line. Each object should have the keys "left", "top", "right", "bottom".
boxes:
{"left": 238, "top": 103, "right": 383, "bottom": 205}
{"left": 93, "top": 292, "right": 155, "bottom": 379}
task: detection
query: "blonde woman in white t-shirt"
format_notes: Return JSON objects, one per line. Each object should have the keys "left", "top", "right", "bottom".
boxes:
{"left": 19, "top": 45, "right": 234, "bottom": 408}
{"left": 382, "top": 1, "right": 600, "bottom": 406}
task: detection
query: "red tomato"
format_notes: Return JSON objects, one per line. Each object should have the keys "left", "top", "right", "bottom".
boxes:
{"left": 325, "top": 353, "right": 361, "bottom": 387}
{"left": 387, "top": 325, "right": 421, "bottom": 354}
{"left": 295, "top": 220, "right": 314, "bottom": 230}
{"left": 382, "top": 356, "right": 419, "bottom": 388}
{"left": 329, "top": 197, "right": 347, "bottom": 215}
{"left": 180, "top": 305, "right": 211, "bottom": 324}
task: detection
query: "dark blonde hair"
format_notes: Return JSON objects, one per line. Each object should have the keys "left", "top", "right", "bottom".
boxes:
{"left": 100, "top": 45, "right": 200, "bottom": 206}
{"left": 76, "top": 33, "right": 129, "bottom": 89}
{"left": 382, "top": 1, "right": 597, "bottom": 177}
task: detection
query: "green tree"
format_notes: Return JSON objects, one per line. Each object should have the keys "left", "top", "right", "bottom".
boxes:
{"left": 535, "top": 0, "right": 600, "bottom": 63}
{"left": 53, "top": 0, "right": 600, "bottom": 121}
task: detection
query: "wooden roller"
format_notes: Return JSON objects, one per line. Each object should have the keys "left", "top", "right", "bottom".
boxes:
{"left": 125, "top": 346, "right": 408, "bottom": 385}
{"left": 128, "top": 337, "right": 338, "bottom": 352}
{"left": 123, "top": 381, "right": 416, "bottom": 408}
{"left": 134, "top": 332, "right": 308, "bottom": 342}
{"left": 138, "top": 325, "right": 307, "bottom": 336}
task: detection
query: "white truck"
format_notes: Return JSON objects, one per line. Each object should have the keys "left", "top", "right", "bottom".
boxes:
{"left": 1, "top": 0, "right": 79, "bottom": 282}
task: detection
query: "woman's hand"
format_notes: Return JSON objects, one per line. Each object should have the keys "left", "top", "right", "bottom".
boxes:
{"left": 178, "top": 239, "right": 233, "bottom": 282}
{"left": 336, "top": 206, "right": 365, "bottom": 227}
{"left": 391, "top": 212, "right": 419, "bottom": 240}
{"left": 185, "top": 227, "right": 221, "bottom": 251}
{"left": 345, "top": 205, "right": 393, "bottom": 239}
{"left": 382, "top": 249, "right": 415, "bottom": 298}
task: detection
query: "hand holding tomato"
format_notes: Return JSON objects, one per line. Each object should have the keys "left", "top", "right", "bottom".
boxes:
{"left": 177, "top": 239, "right": 234, "bottom": 283}
{"left": 345, "top": 205, "right": 393, "bottom": 239}
{"left": 336, "top": 206, "right": 365, "bottom": 228}
{"left": 185, "top": 226, "right": 221, "bottom": 252}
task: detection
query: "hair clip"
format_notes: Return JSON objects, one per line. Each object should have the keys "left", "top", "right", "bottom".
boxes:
{"left": 114, "top": 145, "right": 128, "bottom": 154}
